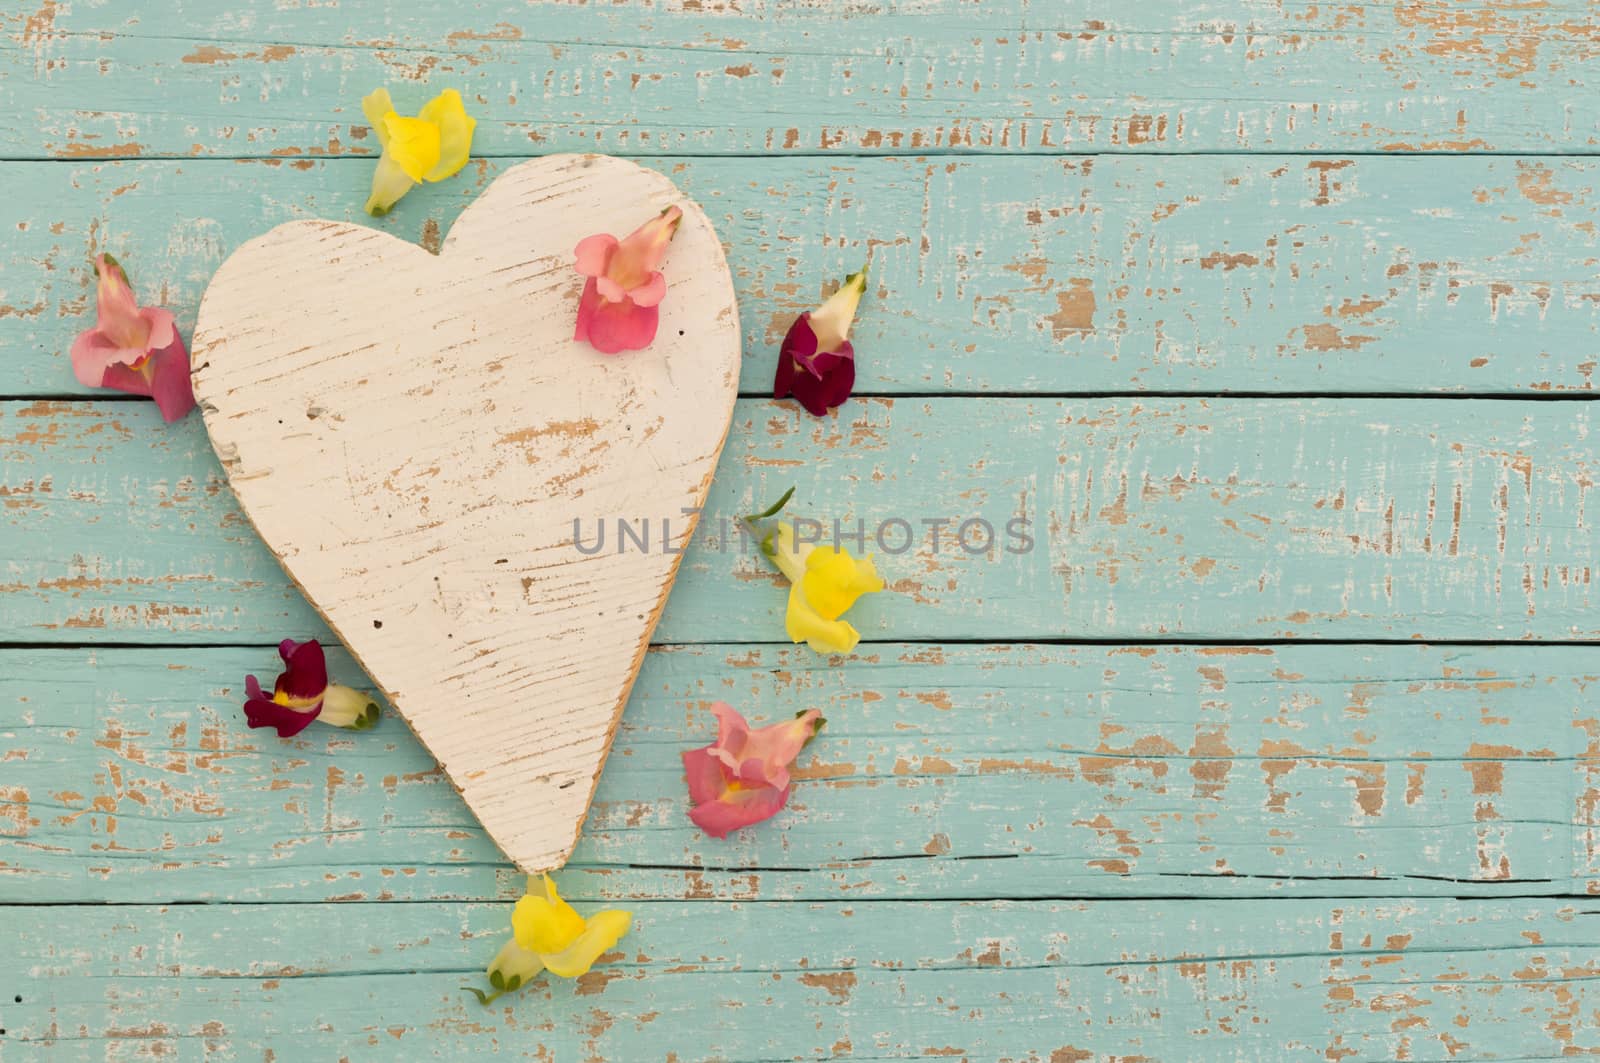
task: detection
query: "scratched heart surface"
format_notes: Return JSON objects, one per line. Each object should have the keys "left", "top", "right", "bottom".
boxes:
{"left": 191, "top": 155, "right": 740, "bottom": 872}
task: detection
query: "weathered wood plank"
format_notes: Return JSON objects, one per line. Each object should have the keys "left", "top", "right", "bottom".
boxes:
{"left": 9, "top": 156, "right": 1600, "bottom": 397}
{"left": 4, "top": 398, "right": 1599, "bottom": 643}
{"left": 4, "top": 898, "right": 1597, "bottom": 1060}
{"left": 6, "top": 0, "right": 1600, "bottom": 158}
{"left": 3, "top": 644, "right": 1596, "bottom": 903}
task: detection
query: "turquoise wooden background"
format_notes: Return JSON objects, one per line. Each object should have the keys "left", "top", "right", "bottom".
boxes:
{"left": 3, "top": 1, "right": 1600, "bottom": 1059}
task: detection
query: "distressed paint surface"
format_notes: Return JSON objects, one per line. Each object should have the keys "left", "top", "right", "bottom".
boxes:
{"left": 4, "top": 899, "right": 1599, "bottom": 1061}
{"left": 190, "top": 155, "right": 741, "bottom": 875}
{"left": 3, "top": 644, "right": 1600, "bottom": 904}
{"left": 5, "top": 0, "right": 1600, "bottom": 1057}
{"left": 4, "top": 398, "right": 1599, "bottom": 642}
{"left": 7, "top": 0, "right": 1600, "bottom": 157}
{"left": 8, "top": 156, "right": 1600, "bottom": 397}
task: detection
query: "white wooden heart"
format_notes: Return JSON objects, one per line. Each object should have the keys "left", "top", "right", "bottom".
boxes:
{"left": 191, "top": 154, "right": 740, "bottom": 872}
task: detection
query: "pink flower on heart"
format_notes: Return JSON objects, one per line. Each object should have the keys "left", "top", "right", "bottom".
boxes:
{"left": 774, "top": 266, "right": 867, "bottom": 417}
{"left": 682, "top": 702, "right": 825, "bottom": 839}
{"left": 69, "top": 254, "right": 194, "bottom": 423}
{"left": 573, "top": 205, "right": 683, "bottom": 354}
{"left": 243, "top": 639, "right": 380, "bottom": 738}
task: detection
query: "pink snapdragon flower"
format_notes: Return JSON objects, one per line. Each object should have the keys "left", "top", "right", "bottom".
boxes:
{"left": 573, "top": 205, "right": 683, "bottom": 354}
{"left": 682, "top": 702, "right": 825, "bottom": 838}
{"left": 69, "top": 254, "right": 194, "bottom": 422}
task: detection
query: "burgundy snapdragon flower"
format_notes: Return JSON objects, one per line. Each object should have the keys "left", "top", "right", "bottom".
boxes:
{"left": 243, "top": 639, "right": 379, "bottom": 737}
{"left": 773, "top": 266, "right": 868, "bottom": 416}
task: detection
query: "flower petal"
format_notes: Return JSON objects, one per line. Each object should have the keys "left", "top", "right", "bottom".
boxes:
{"left": 418, "top": 89, "right": 476, "bottom": 183}
{"left": 140, "top": 307, "right": 177, "bottom": 354}
{"left": 782, "top": 313, "right": 839, "bottom": 379}
{"left": 773, "top": 342, "right": 799, "bottom": 401}
{"left": 799, "top": 339, "right": 853, "bottom": 380}
{"left": 580, "top": 294, "right": 660, "bottom": 355}
{"left": 94, "top": 255, "right": 147, "bottom": 350}
{"left": 70, "top": 330, "right": 141, "bottom": 387}
{"left": 318, "top": 684, "right": 380, "bottom": 730}
{"left": 244, "top": 690, "right": 323, "bottom": 737}
{"left": 682, "top": 745, "right": 732, "bottom": 808}
{"left": 784, "top": 581, "right": 862, "bottom": 654}
{"left": 488, "top": 936, "right": 545, "bottom": 988}
{"left": 726, "top": 708, "right": 824, "bottom": 791}
{"left": 573, "top": 277, "right": 601, "bottom": 345}
{"left": 274, "top": 639, "right": 329, "bottom": 703}
{"left": 767, "top": 522, "right": 811, "bottom": 585}
{"left": 688, "top": 781, "right": 792, "bottom": 839}
{"left": 361, "top": 88, "right": 397, "bottom": 149}
{"left": 381, "top": 113, "right": 441, "bottom": 182}
{"left": 785, "top": 355, "right": 855, "bottom": 416}
{"left": 574, "top": 234, "right": 618, "bottom": 279}
{"left": 145, "top": 338, "right": 195, "bottom": 423}
{"left": 512, "top": 875, "right": 588, "bottom": 954}
{"left": 540, "top": 909, "right": 632, "bottom": 979}
{"left": 801, "top": 547, "right": 884, "bottom": 621}
{"left": 607, "top": 206, "right": 682, "bottom": 292}
{"left": 780, "top": 312, "right": 819, "bottom": 361}
{"left": 365, "top": 151, "right": 419, "bottom": 216}
{"left": 628, "top": 271, "right": 667, "bottom": 309}
{"left": 709, "top": 701, "right": 752, "bottom": 756}
{"left": 96, "top": 358, "right": 158, "bottom": 401}
{"left": 808, "top": 267, "right": 868, "bottom": 353}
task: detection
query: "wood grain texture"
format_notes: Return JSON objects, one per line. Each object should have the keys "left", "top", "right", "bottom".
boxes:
{"left": 3, "top": 643, "right": 1598, "bottom": 904}
{"left": 190, "top": 155, "right": 739, "bottom": 874}
{"left": 5, "top": 898, "right": 1598, "bottom": 1061}
{"left": 4, "top": 397, "right": 1599, "bottom": 643}
{"left": 7, "top": 0, "right": 1600, "bottom": 1056}
{"left": 10, "top": 155, "right": 1600, "bottom": 398}
{"left": 6, "top": 0, "right": 1600, "bottom": 158}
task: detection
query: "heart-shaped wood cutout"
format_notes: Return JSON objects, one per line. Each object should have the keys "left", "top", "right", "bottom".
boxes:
{"left": 192, "top": 155, "right": 740, "bottom": 872}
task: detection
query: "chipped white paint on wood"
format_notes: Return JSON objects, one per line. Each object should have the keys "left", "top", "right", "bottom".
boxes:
{"left": 189, "top": 154, "right": 739, "bottom": 872}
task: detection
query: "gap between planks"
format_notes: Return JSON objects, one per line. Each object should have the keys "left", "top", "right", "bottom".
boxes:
{"left": 13, "top": 150, "right": 1600, "bottom": 162}
{"left": 16, "top": 390, "right": 1600, "bottom": 404}
{"left": 21, "top": 636, "right": 1600, "bottom": 650}
{"left": 2, "top": 892, "right": 1599, "bottom": 907}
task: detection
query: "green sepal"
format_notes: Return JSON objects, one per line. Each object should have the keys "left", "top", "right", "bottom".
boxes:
{"left": 744, "top": 486, "right": 795, "bottom": 524}
{"left": 462, "top": 986, "right": 502, "bottom": 1007}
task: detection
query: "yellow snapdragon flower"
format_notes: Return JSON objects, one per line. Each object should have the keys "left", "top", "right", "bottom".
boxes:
{"left": 467, "top": 875, "right": 632, "bottom": 1006}
{"left": 769, "top": 522, "right": 885, "bottom": 654}
{"left": 361, "top": 87, "right": 476, "bottom": 215}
